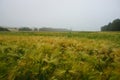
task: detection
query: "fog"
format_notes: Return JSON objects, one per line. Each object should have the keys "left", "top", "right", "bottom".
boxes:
{"left": 0, "top": 0, "right": 120, "bottom": 31}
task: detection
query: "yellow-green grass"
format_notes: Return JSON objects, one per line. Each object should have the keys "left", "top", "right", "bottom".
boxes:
{"left": 0, "top": 32, "right": 120, "bottom": 80}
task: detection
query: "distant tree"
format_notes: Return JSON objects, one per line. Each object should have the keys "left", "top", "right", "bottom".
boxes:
{"left": 39, "top": 27, "right": 70, "bottom": 32}
{"left": 34, "top": 28, "right": 38, "bottom": 31}
{"left": 39, "top": 27, "right": 49, "bottom": 31}
{"left": 0, "top": 26, "right": 9, "bottom": 31}
{"left": 111, "top": 19, "right": 120, "bottom": 31}
{"left": 101, "top": 19, "right": 120, "bottom": 31}
{"left": 19, "top": 27, "right": 32, "bottom": 31}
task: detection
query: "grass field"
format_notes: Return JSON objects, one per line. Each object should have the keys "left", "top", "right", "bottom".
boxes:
{"left": 0, "top": 32, "right": 120, "bottom": 80}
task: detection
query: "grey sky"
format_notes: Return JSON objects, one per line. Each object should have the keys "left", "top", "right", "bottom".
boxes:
{"left": 0, "top": 0, "right": 120, "bottom": 31}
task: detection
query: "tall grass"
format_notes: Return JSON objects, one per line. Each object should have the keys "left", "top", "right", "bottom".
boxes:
{"left": 0, "top": 32, "right": 120, "bottom": 80}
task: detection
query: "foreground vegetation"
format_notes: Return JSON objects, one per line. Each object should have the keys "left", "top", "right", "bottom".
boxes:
{"left": 0, "top": 32, "right": 120, "bottom": 80}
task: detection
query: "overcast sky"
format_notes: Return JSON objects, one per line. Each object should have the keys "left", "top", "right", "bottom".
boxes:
{"left": 0, "top": 0, "right": 120, "bottom": 31}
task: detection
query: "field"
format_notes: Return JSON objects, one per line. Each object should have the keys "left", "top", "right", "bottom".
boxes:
{"left": 0, "top": 32, "right": 120, "bottom": 80}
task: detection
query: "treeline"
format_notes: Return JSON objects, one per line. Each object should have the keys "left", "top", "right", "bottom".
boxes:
{"left": 0, "top": 26, "right": 9, "bottom": 31}
{"left": 0, "top": 26, "right": 70, "bottom": 32}
{"left": 18, "top": 27, "right": 71, "bottom": 32}
{"left": 101, "top": 19, "right": 120, "bottom": 31}
{"left": 39, "top": 27, "right": 70, "bottom": 31}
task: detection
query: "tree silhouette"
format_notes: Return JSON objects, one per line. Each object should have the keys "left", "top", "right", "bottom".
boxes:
{"left": 101, "top": 19, "right": 120, "bottom": 31}
{"left": 19, "top": 27, "right": 32, "bottom": 31}
{"left": 0, "top": 26, "right": 9, "bottom": 31}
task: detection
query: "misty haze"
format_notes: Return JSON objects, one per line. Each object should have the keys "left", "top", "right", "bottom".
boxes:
{"left": 0, "top": 0, "right": 120, "bottom": 31}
